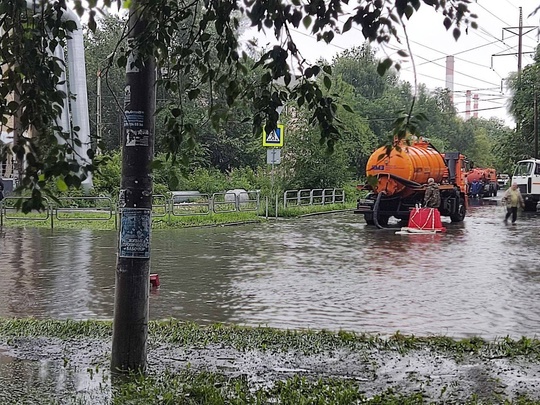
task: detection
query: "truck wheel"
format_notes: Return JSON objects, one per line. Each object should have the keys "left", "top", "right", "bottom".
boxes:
{"left": 364, "top": 213, "right": 375, "bottom": 225}
{"left": 524, "top": 201, "right": 537, "bottom": 212}
{"left": 450, "top": 200, "right": 466, "bottom": 222}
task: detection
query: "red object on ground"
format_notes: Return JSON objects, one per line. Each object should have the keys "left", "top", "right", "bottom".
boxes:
{"left": 408, "top": 207, "right": 446, "bottom": 231}
{"left": 150, "top": 273, "right": 160, "bottom": 287}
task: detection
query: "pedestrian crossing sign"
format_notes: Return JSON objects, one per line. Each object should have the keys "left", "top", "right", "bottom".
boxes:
{"left": 262, "top": 124, "right": 284, "bottom": 147}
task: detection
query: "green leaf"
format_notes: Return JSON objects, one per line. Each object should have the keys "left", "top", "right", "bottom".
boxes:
{"left": 377, "top": 58, "right": 392, "bottom": 76}
{"left": 343, "top": 18, "right": 352, "bottom": 33}
{"left": 56, "top": 178, "right": 68, "bottom": 192}
{"left": 404, "top": 5, "right": 414, "bottom": 19}
{"left": 151, "top": 160, "right": 164, "bottom": 170}
{"left": 303, "top": 15, "right": 312, "bottom": 29}
{"left": 443, "top": 17, "right": 451, "bottom": 30}
{"left": 323, "top": 76, "right": 331, "bottom": 90}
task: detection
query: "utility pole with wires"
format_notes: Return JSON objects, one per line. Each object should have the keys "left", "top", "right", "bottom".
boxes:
{"left": 491, "top": 7, "right": 536, "bottom": 78}
{"left": 491, "top": 7, "right": 536, "bottom": 134}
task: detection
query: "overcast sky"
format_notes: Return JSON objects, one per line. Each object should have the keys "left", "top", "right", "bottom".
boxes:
{"left": 242, "top": 0, "right": 539, "bottom": 127}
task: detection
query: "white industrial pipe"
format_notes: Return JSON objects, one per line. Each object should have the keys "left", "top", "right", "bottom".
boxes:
{"left": 53, "top": 44, "right": 71, "bottom": 141}
{"left": 26, "top": 0, "right": 93, "bottom": 188}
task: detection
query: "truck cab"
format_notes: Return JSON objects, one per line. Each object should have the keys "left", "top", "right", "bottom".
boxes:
{"left": 497, "top": 173, "right": 510, "bottom": 189}
{"left": 512, "top": 159, "right": 540, "bottom": 211}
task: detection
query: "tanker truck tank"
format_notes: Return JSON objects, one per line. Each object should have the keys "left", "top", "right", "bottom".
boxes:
{"left": 365, "top": 141, "right": 447, "bottom": 197}
{"left": 356, "top": 139, "right": 469, "bottom": 227}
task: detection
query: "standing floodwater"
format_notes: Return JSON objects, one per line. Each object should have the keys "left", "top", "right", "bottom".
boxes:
{"left": 1, "top": 201, "right": 539, "bottom": 339}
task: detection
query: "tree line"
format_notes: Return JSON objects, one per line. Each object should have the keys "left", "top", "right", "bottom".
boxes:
{"left": 84, "top": 13, "right": 522, "bottom": 198}
{"left": 2, "top": 1, "right": 533, "bottom": 207}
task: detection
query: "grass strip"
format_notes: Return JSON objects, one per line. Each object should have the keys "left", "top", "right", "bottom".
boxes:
{"left": 1, "top": 319, "right": 540, "bottom": 360}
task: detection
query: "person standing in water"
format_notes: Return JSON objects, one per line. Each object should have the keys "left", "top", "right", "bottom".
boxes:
{"left": 502, "top": 182, "right": 525, "bottom": 224}
{"left": 424, "top": 178, "right": 441, "bottom": 208}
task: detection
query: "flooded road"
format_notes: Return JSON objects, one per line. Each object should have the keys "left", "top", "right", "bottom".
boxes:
{"left": 1, "top": 200, "right": 540, "bottom": 339}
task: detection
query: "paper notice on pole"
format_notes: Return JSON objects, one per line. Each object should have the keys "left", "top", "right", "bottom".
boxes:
{"left": 119, "top": 208, "right": 151, "bottom": 258}
{"left": 125, "top": 129, "right": 150, "bottom": 147}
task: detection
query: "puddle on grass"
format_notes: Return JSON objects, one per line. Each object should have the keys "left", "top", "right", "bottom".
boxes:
{"left": 0, "top": 344, "right": 111, "bottom": 404}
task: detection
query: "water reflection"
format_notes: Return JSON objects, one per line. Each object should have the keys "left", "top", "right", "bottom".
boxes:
{"left": 1, "top": 202, "right": 540, "bottom": 339}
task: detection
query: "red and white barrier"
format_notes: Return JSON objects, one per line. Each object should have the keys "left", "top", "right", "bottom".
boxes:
{"left": 397, "top": 207, "right": 446, "bottom": 234}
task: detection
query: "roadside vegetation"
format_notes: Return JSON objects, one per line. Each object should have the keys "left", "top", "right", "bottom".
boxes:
{"left": 83, "top": 14, "right": 520, "bottom": 182}
{"left": 3, "top": 318, "right": 538, "bottom": 359}
{"left": 1, "top": 319, "right": 540, "bottom": 404}
{"left": 0, "top": 157, "right": 357, "bottom": 229}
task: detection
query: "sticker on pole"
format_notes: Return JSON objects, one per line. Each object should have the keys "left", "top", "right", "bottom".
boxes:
{"left": 262, "top": 124, "right": 284, "bottom": 147}
{"left": 119, "top": 208, "right": 151, "bottom": 258}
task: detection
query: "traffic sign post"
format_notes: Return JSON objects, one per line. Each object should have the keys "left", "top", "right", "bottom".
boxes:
{"left": 267, "top": 148, "right": 281, "bottom": 218}
{"left": 263, "top": 124, "right": 284, "bottom": 218}
{"left": 266, "top": 148, "right": 281, "bottom": 164}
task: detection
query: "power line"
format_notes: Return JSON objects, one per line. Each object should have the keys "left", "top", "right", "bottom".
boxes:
{"left": 394, "top": 51, "right": 501, "bottom": 89}
{"left": 456, "top": 105, "right": 506, "bottom": 113}
{"left": 499, "top": 0, "right": 518, "bottom": 10}
{"left": 476, "top": 2, "right": 510, "bottom": 26}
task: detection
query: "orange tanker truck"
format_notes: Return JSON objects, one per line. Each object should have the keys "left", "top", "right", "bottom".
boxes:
{"left": 355, "top": 139, "right": 470, "bottom": 227}
{"left": 466, "top": 167, "right": 497, "bottom": 198}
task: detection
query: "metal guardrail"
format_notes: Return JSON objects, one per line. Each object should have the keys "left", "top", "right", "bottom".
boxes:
{"left": 283, "top": 188, "right": 345, "bottom": 208}
{"left": 170, "top": 193, "right": 211, "bottom": 217}
{"left": 1, "top": 188, "right": 343, "bottom": 227}
{"left": 212, "top": 192, "right": 240, "bottom": 213}
{"left": 323, "top": 188, "right": 343, "bottom": 204}
{"left": 53, "top": 196, "right": 116, "bottom": 229}
{"left": 0, "top": 196, "right": 51, "bottom": 227}
{"left": 235, "top": 190, "right": 260, "bottom": 212}
{"left": 151, "top": 194, "right": 169, "bottom": 218}
{"left": 210, "top": 191, "right": 261, "bottom": 214}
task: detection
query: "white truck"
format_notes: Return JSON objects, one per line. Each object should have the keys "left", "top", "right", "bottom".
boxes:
{"left": 511, "top": 158, "right": 540, "bottom": 211}
{"left": 497, "top": 173, "right": 510, "bottom": 188}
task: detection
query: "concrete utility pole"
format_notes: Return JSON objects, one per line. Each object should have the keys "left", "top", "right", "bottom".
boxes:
{"left": 111, "top": 0, "right": 156, "bottom": 373}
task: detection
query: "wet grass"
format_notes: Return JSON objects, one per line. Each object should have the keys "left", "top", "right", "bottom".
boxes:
{"left": 152, "top": 211, "right": 263, "bottom": 229}
{"left": 2, "top": 319, "right": 540, "bottom": 360}
{"left": 277, "top": 202, "right": 354, "bottom": 218}
{"left": 0, "top": 203, "right": 353, "bottom": 230}
{"left": 0, "top": 211, "right": 264, "bottom": 230}
{"left": 109, "top": 371, "right": 431, "bottom": 404}
{"left": 2, "top": 319, "right": 540, "bottom": 404}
